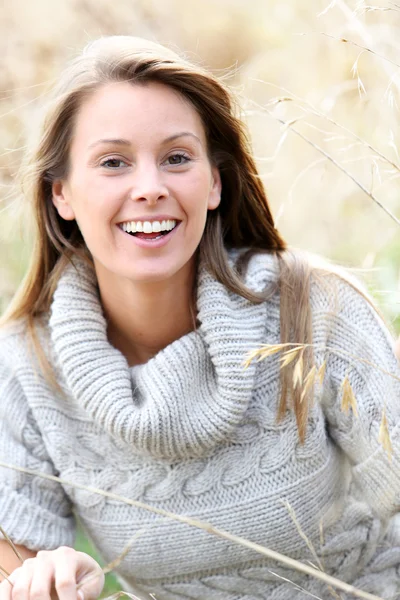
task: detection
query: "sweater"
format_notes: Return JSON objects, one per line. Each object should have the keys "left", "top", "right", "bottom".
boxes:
{"left": 0, "top": 251, "right": 400, "bottom": 600}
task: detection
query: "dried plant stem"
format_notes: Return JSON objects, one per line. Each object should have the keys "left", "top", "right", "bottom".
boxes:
{"left": 266, "top": 111, "right": 400, "bottom": 227}
{"left": 247, "top": 85, "right": 400, "bottom": 173}
{"left": 0, "top": 525, "right": 23, "bottom": 563}
{"left": 302, "top": 33, "right": 400, "bottom": 69}
{"left": 282, "top": 500, "right": 324, "bottom": 572}
{"left": 245, "top": 342, "right": 400, "bottom": 384}
{"left": 0, "top": 565, "right": 11, "bottom": 582}
{"left": 102, "top": 530, "right": 145, "bottom": 574}
{"left": 0, "top": 462, "right": 384, "bottom": 600}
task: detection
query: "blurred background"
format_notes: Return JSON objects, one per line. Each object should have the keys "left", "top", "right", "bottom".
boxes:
{"left": 0, "top": 0, "right": 399, "bottom": 593}
{"left": 1, "top": 0, "right": 400, "bottom": 325}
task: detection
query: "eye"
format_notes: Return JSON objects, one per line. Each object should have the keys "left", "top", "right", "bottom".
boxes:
{"left": 165, "top": 153, "right": 190, "bottom": 166}
{"left": 99, "top": 157, "right": 128, "bottom": 169}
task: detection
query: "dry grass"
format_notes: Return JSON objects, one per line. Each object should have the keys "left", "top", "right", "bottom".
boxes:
{"left": 0, "top": 1, "right": 399, "bottom": 598}
{"left": 244, "top": 341, "right": 396, "bottom": 460}
{"left": 0, "top": 461, "right": 388, "bottom": 600}
{"left": 0, "top": 0, "right": 399, "bottom": 323}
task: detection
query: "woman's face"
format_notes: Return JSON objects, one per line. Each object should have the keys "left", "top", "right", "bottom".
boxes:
{"left": 52, "top": 81, "right": 221, "bottom": 285}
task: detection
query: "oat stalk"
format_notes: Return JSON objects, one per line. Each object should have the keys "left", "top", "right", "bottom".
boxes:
{"left": 0, "top": 525, "right": 23, "bottom": 564}
{"left": 247, "top": 86, "right": 400, "bottom": 173}
{"left": 378, "top": 406, "right": 393, "bottom": 461}
{"left": 245, "top": 342, "right": 398, "bottom": 459}
{"left": 0, "top": 462, "right": 385, "bottom": 600}
{"left": 267, "top": 112, "right": 400, "bottom": 227}
{"left": 0, "top": 565, "right": 11, "bottom": 583}
{"left": 244, "top": 343, "right": 400, "bottom": 385}
{"left": 340, "top": 376, "right": 358, "bottom": 416}
{"left": 300, "top": 32, "right": 400, "bottom": 69}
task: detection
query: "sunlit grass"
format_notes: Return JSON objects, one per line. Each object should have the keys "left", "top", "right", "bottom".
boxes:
{"left": 0, "top": 0, "right": 399, "bottom": 595}
{"left": 0, "top": 0, "right": 398, "bottom": 327}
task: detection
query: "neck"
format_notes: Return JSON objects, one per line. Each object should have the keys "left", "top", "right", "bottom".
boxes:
{"left": 95, "top": 261, "right": 197, "bottom": 366}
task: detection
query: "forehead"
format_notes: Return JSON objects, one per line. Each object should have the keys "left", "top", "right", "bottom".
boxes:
{"left": 72, "top": 81, "right": 206, "bottom": 147}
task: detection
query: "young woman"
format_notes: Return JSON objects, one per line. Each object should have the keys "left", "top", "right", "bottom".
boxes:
{"left": 0, "top": 36, "right": 399, "bottom": 600}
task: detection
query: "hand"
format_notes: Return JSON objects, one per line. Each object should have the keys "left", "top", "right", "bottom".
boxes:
{"left": 0, "top": 547, "right": 105, "bottom": 600}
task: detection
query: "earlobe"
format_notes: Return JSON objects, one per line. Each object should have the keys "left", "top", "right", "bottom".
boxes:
{"left": 51, "top": 180, "right": 76, "bottom": 221}
{"left": 208, "top": 167, "right": 222, "bottom": 211}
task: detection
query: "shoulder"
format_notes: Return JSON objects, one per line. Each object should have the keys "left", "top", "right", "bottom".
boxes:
{"left": 228, "top": 248, "right": 280, "bottom": 293}
{"left": 305, "top": 255, "right": 398, "bottom": 372}
{"left": 0, "top": 315, "right": 51, "bottom": 373}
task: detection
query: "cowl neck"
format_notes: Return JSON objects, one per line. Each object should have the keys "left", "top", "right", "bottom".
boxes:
{"left": 49, "top": 253, "right": 278, "bottom": 459}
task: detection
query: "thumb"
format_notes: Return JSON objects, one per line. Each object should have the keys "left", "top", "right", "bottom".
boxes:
{"left": 75, "top": 553, "right": 105, "bottom": 600}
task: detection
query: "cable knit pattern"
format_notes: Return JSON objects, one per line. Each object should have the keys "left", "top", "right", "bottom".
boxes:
{"left": 49, "top": 258, "right": 268, "bottom": 459}
{"left": 0, "top": 251, "right": 400, "bottom": 600}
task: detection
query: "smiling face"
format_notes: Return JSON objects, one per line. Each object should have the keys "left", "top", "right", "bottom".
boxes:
{"left": 52, "top": 81, "right": 221, "bottom": 286}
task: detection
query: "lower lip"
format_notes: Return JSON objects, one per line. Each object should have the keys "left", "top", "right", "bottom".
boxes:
{"left": 118, "top": 223, "right": 181, "bottom": 248}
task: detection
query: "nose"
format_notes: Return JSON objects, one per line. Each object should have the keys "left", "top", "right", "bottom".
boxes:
{"left": 129, "top": 160, "right": 169, "bottom": 206}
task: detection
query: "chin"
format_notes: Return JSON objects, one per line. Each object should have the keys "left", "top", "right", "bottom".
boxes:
{"left": 121, "top": 258, "right": 193, "bottom": 284}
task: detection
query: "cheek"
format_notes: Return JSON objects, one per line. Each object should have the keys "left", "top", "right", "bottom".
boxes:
{"left": 69, "top": 175, "right": 120, "bottom": 219}
{"left": 176, "top": 172, "right": 213, "bottom": 215}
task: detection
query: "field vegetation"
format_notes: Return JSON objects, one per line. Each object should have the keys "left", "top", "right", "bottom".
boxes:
{"left": 0, "top": 0, "right": 399, "bottom": 597}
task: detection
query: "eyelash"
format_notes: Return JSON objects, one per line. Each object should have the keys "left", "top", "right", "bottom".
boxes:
{"left": 99, "top": 153, "right": 191, "bottom": 169}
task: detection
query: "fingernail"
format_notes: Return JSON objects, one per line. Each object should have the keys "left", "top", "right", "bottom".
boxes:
{"left": 77, "top": 590, "right": 84, "bottom": 600}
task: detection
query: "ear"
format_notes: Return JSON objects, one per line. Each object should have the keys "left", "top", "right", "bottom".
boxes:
{"left": 52, "top": 180, "right": 76, "bottom": 221}
{"left": 207, "top": 166, "right": 222, "bottom": 211}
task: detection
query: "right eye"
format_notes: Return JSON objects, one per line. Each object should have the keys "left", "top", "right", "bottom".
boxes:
{"left": 99, "top": 158, "right": 128, "bottom": 169}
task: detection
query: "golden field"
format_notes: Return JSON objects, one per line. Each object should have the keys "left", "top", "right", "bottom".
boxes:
{"left": 0, "top": 1, "right": 399, "bottom": 595}
{"left": 0, "top": 0, "right": 399, "bottom": 329}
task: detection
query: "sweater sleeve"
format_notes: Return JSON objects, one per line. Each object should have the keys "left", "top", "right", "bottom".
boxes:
{"left": 0, "top": 346, "right": 76, "bottom": 551}
{"left": 314, "top": 276, "right": 400, "bottom": 521}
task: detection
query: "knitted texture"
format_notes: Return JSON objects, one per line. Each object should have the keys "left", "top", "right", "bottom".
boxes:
{"left": 0, "top": 251, "right": 400, "bottom": 600}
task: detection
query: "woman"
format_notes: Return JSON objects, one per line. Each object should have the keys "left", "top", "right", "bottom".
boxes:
{"left": 0, "top": 36, "right": 399, "bottom": 600}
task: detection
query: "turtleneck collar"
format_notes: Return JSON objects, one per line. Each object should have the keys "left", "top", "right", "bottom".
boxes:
{"left": 49, "top": 252, "right": 278, "bottom": 460}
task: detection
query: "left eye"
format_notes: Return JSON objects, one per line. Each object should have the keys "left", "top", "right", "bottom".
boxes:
{"left": 166, "top": 154, "right": 190, "bottom": 165}
{"left": 100, "top": 158, "right": 127, "bottom": 169}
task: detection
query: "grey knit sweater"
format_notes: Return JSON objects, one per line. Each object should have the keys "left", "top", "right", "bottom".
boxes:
{"left": 0, "top": 251, "right": 400, "bottom": 600}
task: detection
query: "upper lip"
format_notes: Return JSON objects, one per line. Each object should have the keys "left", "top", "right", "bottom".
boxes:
{"left": 117, "top": 215, "right": 180, "bottom": 224}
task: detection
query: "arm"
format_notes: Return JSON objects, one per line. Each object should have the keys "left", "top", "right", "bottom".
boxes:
{"left": 314, "top": 276, "right": 400, "bottom": 519}
{"left": 0, "top": 338, "right": 76, "bottom": 552}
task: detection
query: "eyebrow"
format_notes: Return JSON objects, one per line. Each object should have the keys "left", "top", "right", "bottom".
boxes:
{"left": 88, "top": 132, "right": 202, "bottom": 150}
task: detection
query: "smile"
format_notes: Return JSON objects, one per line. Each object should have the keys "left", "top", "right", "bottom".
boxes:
{"left": 120, "top": 219, "right": 177, "bottom": 234}
{"left": 118, "top": 218, "right": 180, "bottom": 246}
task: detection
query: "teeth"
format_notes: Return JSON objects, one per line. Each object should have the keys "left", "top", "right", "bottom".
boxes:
{"left": 121, "top": 219, "right": 177, "bottom": 233}
{"left": 143, "top": 221, "right": 152, "bottom": 234}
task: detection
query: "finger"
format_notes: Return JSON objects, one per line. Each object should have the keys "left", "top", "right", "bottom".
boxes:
{"left": 75, "top": 553, "right": 104, "bottom": 600}
{"left": 0, "top": 571, "right": 15, "bottom": 600}
{"left": 52, "top": 548, "right": 78, "bottom": 600}
{"left": 29, "top": 552, "right": 55, "bottom": 600}
{"left": 8, "top": 560, "right": 35, "bottom": 600}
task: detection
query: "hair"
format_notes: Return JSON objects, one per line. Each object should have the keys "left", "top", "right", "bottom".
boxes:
{"left": 2, "top": 36, "right": 332, "bottom": 441}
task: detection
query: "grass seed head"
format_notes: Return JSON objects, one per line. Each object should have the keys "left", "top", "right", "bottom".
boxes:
{"left": 379, "top": 407, "right": 393, "bottom": 461}
{"left": 340, "top": 376, "right": 358, "bottom": 416}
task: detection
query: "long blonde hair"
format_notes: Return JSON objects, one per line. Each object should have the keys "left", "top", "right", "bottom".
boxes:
{"left": 3, "top": 36, "right": 322, "bottom": 441}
